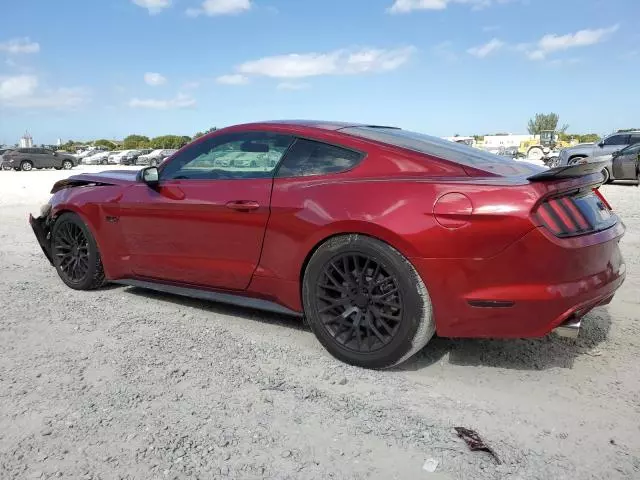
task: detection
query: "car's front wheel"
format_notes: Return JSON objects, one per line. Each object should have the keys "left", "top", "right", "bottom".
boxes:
{"left": 302, "top": 235, "right": 435, "bottom": 369}
{"left": 51, "top": 213, "right": 106, "bottom": 290}
{"left": 20, "top": 160, "right": 33, "bottom": 171}
{"left": 62, "top": 160, "right": 73, "bottom": 170}
{"left": 602, "top": 168, "right": 611, "bottom": 184}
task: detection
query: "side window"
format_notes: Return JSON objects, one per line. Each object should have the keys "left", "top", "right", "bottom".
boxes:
{"left": 629, "top": 134, "right": 640, "bottom": 145}
{"left": 604, "top": 135, "right": 629, "bottom": 146}
{"left": 276, "top": 139, "right": 364, "bottom": 178}
{"left": 160, "top": 132, "right": 294, "bottom": 180}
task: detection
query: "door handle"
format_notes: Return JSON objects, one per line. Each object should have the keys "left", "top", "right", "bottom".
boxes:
{"left": 225, "top": 200, "right": 260, "bottom": 212}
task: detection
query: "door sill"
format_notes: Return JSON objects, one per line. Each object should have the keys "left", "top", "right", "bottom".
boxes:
{"left": 113, "top": 278, "right": 303, "bottom": 317}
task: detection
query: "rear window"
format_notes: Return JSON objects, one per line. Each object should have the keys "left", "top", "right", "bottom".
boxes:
{"left": 341, "top": 126, "right": 541, "bottom": 176}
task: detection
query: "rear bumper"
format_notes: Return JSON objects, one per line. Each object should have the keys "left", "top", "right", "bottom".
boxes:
{"left": 29, "top": 214, "right": 54, "bottom": 265}
{"left": 412, "top": 222, "right": 626, "bottom": 339}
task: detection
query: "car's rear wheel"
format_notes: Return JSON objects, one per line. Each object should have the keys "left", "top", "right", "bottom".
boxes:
{"left": 302, "top": 235, "right": 434, "bottom": 369}
{"left": 51, "top": 213, "right": 106, "bottom": 290}
{"left": 602, "top": 168, "right": 611, "bottom": 184}
{"left": 20, "top": 160, "right": 33, "bottom": 171}
{"left": 62, "top": 160, "right": 73, "bottom": 170}
{"left": 101, "top": 159, "right": 108, "bottom": 165}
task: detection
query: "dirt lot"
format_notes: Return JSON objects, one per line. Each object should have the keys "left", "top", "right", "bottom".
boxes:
{"left": 1, "top": 166, "right": 639, "bottom": 479}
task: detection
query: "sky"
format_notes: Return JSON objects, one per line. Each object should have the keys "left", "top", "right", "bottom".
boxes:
{"left": 0, "top": 0, "right": 638, "bottom": 145}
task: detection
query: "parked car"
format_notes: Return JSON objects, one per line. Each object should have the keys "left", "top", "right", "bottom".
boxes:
{"left": 121, "top": 149, "right": 150, "bottom": 166}
{"left": 0, "top": 148, "right": 14, "bottom": 170}
{"left": 107, "top": 150, "right": 124, "bottom": 164}
{"left": 610, "top": 143, "right": 640, "bottom": 182}
{"left": 136, "top": 149, "right": 177, "bottom": 166}
{"left": 83, "top": 151, "right": 111, "bottom": 165}
{"left": 2, "top": 147, "right": 77, "bottom": 171}
{"left": 29, "top": 121, "right": 625, "bottom": 369}
{"left": 554, "top": 131, "right": 640, "bottom": 182}
{"left": 107, "top": 150, "right": 139, "bottom": 165}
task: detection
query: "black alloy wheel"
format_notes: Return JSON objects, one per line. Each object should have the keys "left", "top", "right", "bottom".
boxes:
{"left": 51, "top": 213, "right": 106, "bottom": 290}
{"left": 303, "top": 235, "right": 435, "bottom": 369}
{"left": 316, "top": 253, "right": 403, "bottom": 353}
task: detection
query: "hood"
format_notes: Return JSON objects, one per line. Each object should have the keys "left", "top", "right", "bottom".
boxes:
{"left": 50, "top": 170, "right": 138, "bottom": 193}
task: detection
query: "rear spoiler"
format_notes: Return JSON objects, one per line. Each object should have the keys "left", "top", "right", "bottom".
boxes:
{"left": 527, "top": 160, "right": 607, "bottom": 182}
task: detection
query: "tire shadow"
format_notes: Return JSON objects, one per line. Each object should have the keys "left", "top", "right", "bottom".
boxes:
{"left": 401, "top": 308, "right": 612, "bottom": 371}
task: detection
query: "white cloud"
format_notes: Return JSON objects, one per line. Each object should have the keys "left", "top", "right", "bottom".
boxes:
{"left": 0, "top": 75, "right": 38, "bottom": 100}
{"left": 388, "top": 0, "right": 515, "bottom": 13}
{"left": 129, "top": 93, "right": 196, "bottom": 109}
{"left": 0, "top": 38, "right": 40, "bottom": 54}
{"left": 482, "top": 25, "right": 500, "bottom": 32}
{"left": 186, "top": 0, "right": 251, "bottom": 17}
{"left": 467, "top": 38, "right": 504, "bottom": 58}
{"left": 237, "top": 46, "right": 416, "bottom": 79}
{"left": 0, "top": 75, "right": 89, "bottom": 109}
{"left": 132, "top": 0, "right": 171, "bottom": 14}
{"left": 527, "top": 25, "right": 619, "bottom": 60}
{"left": 216, "top": 74, "right": 249, "bottom": 85}
{"left": 144, "top": 72, "right": 167, "bottom": 86}
{"left": 277, "top": 82, "right": 310, "bottom": 90}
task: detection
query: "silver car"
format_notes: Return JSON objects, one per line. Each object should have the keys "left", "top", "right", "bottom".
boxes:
{"left": 554, "top": 131, "right": 640, "bottom": 183}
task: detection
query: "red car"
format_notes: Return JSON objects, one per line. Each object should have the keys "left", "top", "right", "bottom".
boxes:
{"left": 29, "top": 121, "right": 626, "bottom": 369}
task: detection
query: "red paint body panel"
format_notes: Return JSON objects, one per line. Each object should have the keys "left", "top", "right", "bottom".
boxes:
{"left": 43, "top": 122, "right": 626, "bottom": 339}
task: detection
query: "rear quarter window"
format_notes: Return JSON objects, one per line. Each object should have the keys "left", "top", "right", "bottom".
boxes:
{"left": 276, "top": 139, "right": 364, "bottom": 177}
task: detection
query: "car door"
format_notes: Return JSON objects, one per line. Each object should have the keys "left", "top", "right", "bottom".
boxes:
{"left": 117, "top": 131, "right": 294, "bottom": 290}
{"left": 596, "top": 134, "right": 630, "bottom": 159}
{"left": 612, "top": 143, "right": 640, "bottom": 179}
{"left": 43, "top": 149, "right": 58, "bottom": 168}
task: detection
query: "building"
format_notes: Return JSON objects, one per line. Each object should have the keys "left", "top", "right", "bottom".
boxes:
{"left": 57, "top": 138, "right": 62, "bottom": 146}
{"left": 19, "top": 132, "right": 33, "bottom": 148}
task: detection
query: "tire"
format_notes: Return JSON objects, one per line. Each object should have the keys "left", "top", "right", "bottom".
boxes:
{"left": 101, "top": 159, "right": 108, "bottom": 165}
{"left": 527, "top": 147, "right": 544, "bottom": 161}
{"left": 602, "top": 168, "right": 611, "bottom": 184}
{"left": 150, "top": 159, "right": 157, "bottom": 167}
{"left": 62, "top": 160, "right": 73, "bottom": 170}
{"left": 20, "top": 160, "right": 33, "bottom": 171}
{"left": 54, "top": 166, "right": 62, "bottom": 170}
{"left": 302, "top": 234, "right": 435, "bottom": 369}
{"left": 51, "top": 212, "right": 106, "bottom": 290}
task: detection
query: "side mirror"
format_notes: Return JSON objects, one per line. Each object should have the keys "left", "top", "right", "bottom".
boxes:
{"left": 598, "top": 141, "right": 605, "bottom": 148}
{"left": 612, "top": 150, "right": 621, "bottom": 157}
{"left": 139, "top": 166, "right": 159, "bottom": 188}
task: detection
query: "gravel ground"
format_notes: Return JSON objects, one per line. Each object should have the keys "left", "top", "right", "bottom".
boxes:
{"left": 1, "top": 166, "right": 639, "bottom": 479}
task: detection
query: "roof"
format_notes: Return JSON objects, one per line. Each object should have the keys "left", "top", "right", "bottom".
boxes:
{"left": 258, "top": 120, "right": 399, "bottom": 131}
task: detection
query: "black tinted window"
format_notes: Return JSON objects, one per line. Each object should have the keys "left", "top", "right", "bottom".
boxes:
{"left": 629, "top": 134, "right": 640, "bottom": 145}
{"left": 604, "top": 135, "right": 629, "bottom": 146}
{"left": 161, "top": 131, "right": 294, "bottom": 180}
{"left": 277, "top": 139, "right": 363, "bottom": 177}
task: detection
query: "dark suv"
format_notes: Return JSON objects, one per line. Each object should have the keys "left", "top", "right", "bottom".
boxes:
{"left": 2, "top": 148, "right": 78, "bottom": 171}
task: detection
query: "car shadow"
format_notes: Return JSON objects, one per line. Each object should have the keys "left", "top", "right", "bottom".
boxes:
{"left": 400, "top": 308, "right": 612, "bottom": 371}
{"left": 115, "top": 284, "right": 612, "bottom": 371}
{"left": 122, "top": 286, "right": 309, "bottom": 332}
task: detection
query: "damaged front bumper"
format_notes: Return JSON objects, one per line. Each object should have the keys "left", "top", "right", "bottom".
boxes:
{"left": 29, "top": 207, "right": 53, "bottom": 265}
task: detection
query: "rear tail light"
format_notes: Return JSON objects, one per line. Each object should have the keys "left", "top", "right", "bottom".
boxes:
{"left": 535, "top": 190, "right": 615, "bottom": 238}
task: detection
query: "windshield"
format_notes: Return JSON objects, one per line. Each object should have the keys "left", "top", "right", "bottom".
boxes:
{"left": 341, "top": 126, "right": 542, "bottom": 176}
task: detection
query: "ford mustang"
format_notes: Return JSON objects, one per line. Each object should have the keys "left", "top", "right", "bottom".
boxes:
{"left": 29, "top": 121, "right": 626, "bottom": 369}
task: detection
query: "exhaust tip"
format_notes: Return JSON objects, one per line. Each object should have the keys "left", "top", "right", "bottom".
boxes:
{"left": 553, "top": 318, "right": 581, "bottom": 339}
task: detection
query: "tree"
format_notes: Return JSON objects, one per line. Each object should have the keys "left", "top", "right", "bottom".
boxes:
{"left": 578, "top": 133, "right": 601, "bottom": 144}
{"left": 150, "top": 135, "right": 191, "bottom": 149}
{"left": 193, "top": 127, "right": 217, "bottom": 140}
{"left": 122, "top": 134, "right": 150, "bottom": 149}
{"left": 93, "top": 139, "right": 117, "bottom": 150}
{"left": 617, "top": 128, "right": 640, "bottom": 133}
{"left": 527, "top": 113, "right": 568, "bottom": 135}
